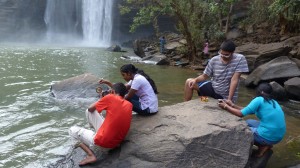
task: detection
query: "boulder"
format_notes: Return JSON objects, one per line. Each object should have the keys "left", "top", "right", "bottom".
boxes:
{"left": 52, "top": 99, "right": 253, "bottom": 168}
{"left": 270, "top": 81, "right": 287, "bottom": 101}
{"left": 237, "top": 42, "right": 292, "bottom": 70}
{"left": 133, "top": 39, "right": 146, "bottom": 58}
{"left": 245, "top": 56, "right": 300, "bottom": 86}
{"left": 284, "top": 77, "right": 300, "bottom": 100}
{"left": 142, "top": 54, "right": 169, "bottom": 65}
{"left": 165, "top": 41, "right": 183, "bottom": 51}
{"left": 106, "top": 45, "right": 122, "bottom": 52}
{"left": 50, "top": 73, "right": 107, "bottom": 99}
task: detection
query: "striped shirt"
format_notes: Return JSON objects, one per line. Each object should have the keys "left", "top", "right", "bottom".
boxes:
{"left": 204, "top": 53, "right": 248, "bottom": 102}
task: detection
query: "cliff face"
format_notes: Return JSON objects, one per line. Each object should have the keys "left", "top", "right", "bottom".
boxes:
{"left": 0, "top": 0, "right": 47, "bottom": 42}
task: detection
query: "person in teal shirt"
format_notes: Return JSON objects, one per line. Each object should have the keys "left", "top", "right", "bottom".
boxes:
{"left": 218, "top": 82, "right": 286, "bottom": 157}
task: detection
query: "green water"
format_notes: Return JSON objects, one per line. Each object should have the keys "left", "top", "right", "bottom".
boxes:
{"left": 0, "top": 45, "right": 299, "bottom": 168}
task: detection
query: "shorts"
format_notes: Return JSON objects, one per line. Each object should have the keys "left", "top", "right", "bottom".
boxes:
{"left": 197, "top": 81, "right": 223, "bottom": 99}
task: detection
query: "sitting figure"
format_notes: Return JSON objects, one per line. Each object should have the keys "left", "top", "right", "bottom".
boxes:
{"left": 69, "top": 82, "right": 133, "bottom": 165}
{"left": 218, "top": 82, "right": 286, "bottom": 157}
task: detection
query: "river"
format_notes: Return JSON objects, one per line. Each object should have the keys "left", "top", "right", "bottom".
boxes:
{"left": 0, "top": 45, "right": 299, "bottom": 168}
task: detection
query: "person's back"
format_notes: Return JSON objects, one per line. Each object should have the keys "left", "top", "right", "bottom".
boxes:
{"left": 94, "top": 94, "right": 132, "bottom": 148}
{"left": 243, "top": 96, "right": 286, "bottom": 142}
{"left": 131, "top": 74, "right": 158, "bottom": 113}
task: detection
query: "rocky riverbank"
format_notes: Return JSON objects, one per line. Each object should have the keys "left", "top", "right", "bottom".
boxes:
{"left": 113, "top": 31, "right": 300, "bottom": 101}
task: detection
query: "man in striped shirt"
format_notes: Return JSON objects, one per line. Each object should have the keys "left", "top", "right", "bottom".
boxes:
{"left": 184, "top": 40, "right": 248, "bottom": 103}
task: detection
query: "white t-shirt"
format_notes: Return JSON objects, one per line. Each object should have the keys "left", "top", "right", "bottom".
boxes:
{"left": 128, "top": 74, "right": 158, "bottom": 113}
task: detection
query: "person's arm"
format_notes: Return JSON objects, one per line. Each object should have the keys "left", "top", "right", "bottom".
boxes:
{"left": 99, "top": 78, "right": 113, "bottom": 88}
{"left": 87, "top": 102, "right": 97, "bottom": 112}
{"left": 218, "top": 100, "right": 243, "bottom": 117}
{"left": 224, "top": 99, "right": 243, "bottom": 110}
{"left": 189, "top": 74, "right": 209, "bottom": 88}
{"left": 125, "top": 88, "right": 137, "bottom": 100}
{"left": 228, "top": 72, "right": 241, "bottom": 101}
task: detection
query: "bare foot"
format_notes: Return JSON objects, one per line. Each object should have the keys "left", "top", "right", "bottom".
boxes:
{"left": 256, "top": 145, "right": 272, "bottom": 157}
{"left": 79, "top": 155, "right": 97, "bottom": 166}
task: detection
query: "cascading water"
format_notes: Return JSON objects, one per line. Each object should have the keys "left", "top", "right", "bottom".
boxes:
{"left": 82, "top": 0, "right": 113, "bottom": 46}
{"left": 44, "top": 0, "right": 113, "bottom": 46}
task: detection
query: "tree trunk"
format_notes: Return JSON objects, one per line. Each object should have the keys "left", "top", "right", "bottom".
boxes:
{"left": 225, "top": 3, "right": 233, "bottom": 34}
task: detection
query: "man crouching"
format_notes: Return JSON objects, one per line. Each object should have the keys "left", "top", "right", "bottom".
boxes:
{"left": 69, "top": 82, "right": 133, "bottom": 165}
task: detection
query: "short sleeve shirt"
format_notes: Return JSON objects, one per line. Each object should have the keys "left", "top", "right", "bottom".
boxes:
{"left": 130, "top": 74, "right": 158, "bottom": 113}
{"left": 94, "top": 94, "right": 133, "bottom": 148}
{"left": 204, "top": 53, "right": 248, "bottom": 102}
{"left": 241, "top": 97, "right": 286, "bottom": 142}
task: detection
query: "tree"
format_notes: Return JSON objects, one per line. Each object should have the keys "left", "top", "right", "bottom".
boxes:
{"left": 119, "top": 0, "right": 240, "bottom": 63}
{"left": 269, "top": 0, "right": 300, "bottom": 34}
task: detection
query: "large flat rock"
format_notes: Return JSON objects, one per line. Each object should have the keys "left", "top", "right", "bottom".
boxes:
{"left": 51, "top": 99, "right": 253, "bottom": 168}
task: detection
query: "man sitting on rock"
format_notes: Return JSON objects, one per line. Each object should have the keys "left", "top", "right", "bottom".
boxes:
{"left": 184, "top": 40, "right": 249, "bottom": 103}
{"left": 69, "top": 82, "right": 133, "bottom": 165}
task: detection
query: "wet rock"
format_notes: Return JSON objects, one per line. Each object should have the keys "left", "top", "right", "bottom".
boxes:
{"left": 106, "top": 45, "right": 122, "bottom": 52}
{"left": 50, "top": 73, "right": 107, "bottom": 99}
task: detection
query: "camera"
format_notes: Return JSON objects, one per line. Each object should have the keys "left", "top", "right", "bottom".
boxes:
{"left": 96, "top": 87, "right": 110, "bottom": 97}
{"left": 101, "top": 90, "right": 110, "bottom": 97}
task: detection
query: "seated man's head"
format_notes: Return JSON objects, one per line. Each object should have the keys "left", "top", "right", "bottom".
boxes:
{"left": 112, "top": 82, "right": 127, "bottom": 97}
{"left": 219, "top": 40, "right": 236, "bottom": 60}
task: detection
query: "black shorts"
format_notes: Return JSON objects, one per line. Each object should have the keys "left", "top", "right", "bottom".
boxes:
{"left": 197, "top": 81, "right": 223, "bottom": 99}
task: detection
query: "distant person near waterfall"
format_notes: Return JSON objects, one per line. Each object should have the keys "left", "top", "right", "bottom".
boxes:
{"left": 159, "top": 36, "right": 166, "bottom": 53}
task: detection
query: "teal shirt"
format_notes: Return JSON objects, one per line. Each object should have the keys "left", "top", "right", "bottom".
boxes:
{"left": 241, "top": 96, "right": 286, "bottom": 142}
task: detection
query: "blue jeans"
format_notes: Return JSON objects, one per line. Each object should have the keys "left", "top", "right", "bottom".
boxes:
{"left": 246, "top": 119, "right": 279, "bottom": 146}
{"left": 130, "top": 95, "right": 154, "bottom": 116}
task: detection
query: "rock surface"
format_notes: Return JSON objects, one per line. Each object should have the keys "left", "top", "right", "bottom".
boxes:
{"left": 245, "top": 56, "right": 300, "bottom": 86}
{"left": 50, "top": 73, "right": 107, "bottom": 99}
{"left": 284, "top": 77, "right": 300, "bottom": 100}
{"left": 51, "top": 99, "right": 253, "bottom": 168}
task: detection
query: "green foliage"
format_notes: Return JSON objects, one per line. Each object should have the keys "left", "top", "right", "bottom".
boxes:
{"left": 247, "top": 0, "right": 274, "bottom": 24}
{"left": 269, "top": 0, "right": 300, "bottom": 32}
{"left": 119, "top": 0, "right": 241, "bottom": 62}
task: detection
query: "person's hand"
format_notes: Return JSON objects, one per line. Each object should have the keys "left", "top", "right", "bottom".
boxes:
{"left": 99, "top": 78, "right": 110, "bottom": 85}
{"left": 224, "top": 99, "right": 234, "bottom": 107}
{"left": 188, "top": 78, "right": 197, "bottom": 88}
{"left": 218, "top": 99, "right": 228, "bottom": 110}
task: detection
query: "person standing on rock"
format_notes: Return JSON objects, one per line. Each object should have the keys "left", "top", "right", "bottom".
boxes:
{"left": 203, "top": 40, "right": 209, "bottom": 58}
{"left": 184, "top": 40, "right": 248, "bottom": 103}
{"left": 69, "top": 82, "right": 132, "bottom": 166}
{"left": 218, "top": 82, "right": 286, "bottom": 157}
{"left": 159, "top": 36, "right": 166, "bottom": 53}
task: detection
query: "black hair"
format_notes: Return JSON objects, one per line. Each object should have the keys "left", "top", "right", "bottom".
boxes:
{"left": 120, "top": 64, "right": 158, "bottom": 94}
{"left": 256, "top": 82, "right": 275, "bottom": 108}
{"left": 220, "top": 40, "right": 236, "bottom": 52}
{"left": 112, "top": 82, "right": 127, "bottom": 97}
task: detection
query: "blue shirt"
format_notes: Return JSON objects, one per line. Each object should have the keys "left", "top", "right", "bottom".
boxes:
{"left": 241, "top": 97, "right": 286, "bottom": 142}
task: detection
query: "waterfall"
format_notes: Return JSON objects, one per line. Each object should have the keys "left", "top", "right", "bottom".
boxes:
{"left": 82, "top": 0, "right": 113, "bottom": 46}
{"left": 44, "top": 0, "right": 113, "bottom": 46}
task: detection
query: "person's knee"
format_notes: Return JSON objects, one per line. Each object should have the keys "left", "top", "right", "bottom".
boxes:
{"left": 69, "top": 126, "right": 81, "bottom": 139}
{"left": 185, "top": 78, "right": 194, "bottom": 86}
